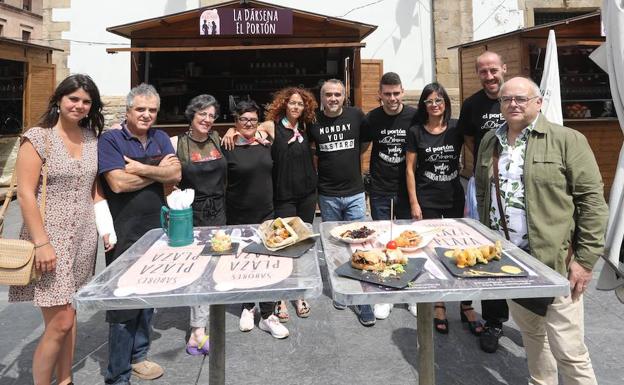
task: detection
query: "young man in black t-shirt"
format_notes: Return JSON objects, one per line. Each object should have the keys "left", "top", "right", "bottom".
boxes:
{"left": 308, "top": 79, "right": 376, "bottom": 326}
{"left": 363, "top": 72, "right": 419, "bottom": 221}
{"left": 362, "top": 72, "right": 419, "bottom": 321}
{"left": 457, "top": 50, "right": 508, "bottom": 354}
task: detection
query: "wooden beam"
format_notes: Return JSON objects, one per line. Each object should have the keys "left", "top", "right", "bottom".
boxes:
{"left": 107, "top": 42, "right": 365, "bottom": 53}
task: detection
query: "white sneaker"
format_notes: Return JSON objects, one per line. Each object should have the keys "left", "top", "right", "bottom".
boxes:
{"left": 239, "top": 307, "right": 255, "bottom": 332}
{"left": 408, "top": 304, "right": 418, "bottom": 317}
{"left": 373, "top": 303, "right": 394, "bottom": 319}
{"left": 258, "top": 315, "right": 289, "bottom": 339}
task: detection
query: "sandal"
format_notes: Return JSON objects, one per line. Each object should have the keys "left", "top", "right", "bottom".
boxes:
{"left": 274, "top": 300, "right": 289, "bottom": 323}
{"left": 295, "top": 299, "right": 310, "bottom": 318}
{"left": 433, "top": 304, "right": 449, "bottom": 334}
{"left": 185, "top": 335, "right": 209, "bottom": 355}
{"left": 460, "top": 305, "right": 483, "bottom": 336}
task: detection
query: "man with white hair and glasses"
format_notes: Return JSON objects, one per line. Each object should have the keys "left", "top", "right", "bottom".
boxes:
{"left": 475, "top": 76, "right": 607, "bottom": 384}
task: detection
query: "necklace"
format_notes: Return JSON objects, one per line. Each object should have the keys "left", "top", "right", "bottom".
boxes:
{"left": 188, "top": 129, "right": 209, "bottom": 143}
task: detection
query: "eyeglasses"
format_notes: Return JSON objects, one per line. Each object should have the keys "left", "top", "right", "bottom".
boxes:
{"left": 424, "top": 98, "right": 444, "bottom": 106}
{"left": 287, "top": 101, "right": 305, "bottom": 107}
{"left": 499, "top": 95, "right": 540, "bottom": 106}
{"left": 196, "top": 111, "right": 218, "bottom": 120}
{"left": 238, "top": 117, "right": 259, "bottom": 125}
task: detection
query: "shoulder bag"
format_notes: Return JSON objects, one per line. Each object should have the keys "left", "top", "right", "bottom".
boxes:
{"left": 0, "top": 133, "right": 49, "bottom": 286}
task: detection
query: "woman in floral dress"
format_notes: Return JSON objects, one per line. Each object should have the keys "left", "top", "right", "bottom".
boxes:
{"left": 10, "top": 74, "right": 112, "bottom": 385}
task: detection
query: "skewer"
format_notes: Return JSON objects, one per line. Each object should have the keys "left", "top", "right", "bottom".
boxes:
{"left": 390, "top": 198, "right": 393, "bottom": 240}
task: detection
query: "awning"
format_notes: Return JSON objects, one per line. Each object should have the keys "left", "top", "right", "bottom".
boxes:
{"left": 107, "top": 42, "right": 365, "bottom": 54}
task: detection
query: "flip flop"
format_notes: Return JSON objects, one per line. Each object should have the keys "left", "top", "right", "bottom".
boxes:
{"left": 295, "top": 299, "right": 310, "bottom": 318}
{"left": 185, "top": 335, "right": 209, "bottom": 356}
{"left": 275, "top": 301, "right": 289, "bottom": 323}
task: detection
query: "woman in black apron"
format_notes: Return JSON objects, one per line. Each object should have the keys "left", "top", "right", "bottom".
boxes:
{"left": 170, "top": 94, "right": 226, "bottom": 355}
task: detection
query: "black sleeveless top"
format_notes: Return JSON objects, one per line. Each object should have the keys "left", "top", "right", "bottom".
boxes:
{"left": 223, "top": 143, "right": 274, "bottom": 225}
{"left": 270, "top": 120, "right": 317, "bottom": 201}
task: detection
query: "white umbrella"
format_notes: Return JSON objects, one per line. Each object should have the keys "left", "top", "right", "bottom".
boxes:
{"left": 539, "top": 30, "right": 563, "bottom": 125}
{"left": 591, "top": 0, "right": 624, "bottom": 302}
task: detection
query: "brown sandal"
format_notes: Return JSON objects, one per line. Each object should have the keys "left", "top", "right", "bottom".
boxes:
{"left": 295, "top": 299, "right": 310, "bottom": 318}
{"left": 275, "top": 300, "right": 289, "bottom": 323}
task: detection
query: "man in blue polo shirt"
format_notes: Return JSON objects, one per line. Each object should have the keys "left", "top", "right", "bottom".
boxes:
{"left": 98, "top": 83, "right": 181, "bottom": 385}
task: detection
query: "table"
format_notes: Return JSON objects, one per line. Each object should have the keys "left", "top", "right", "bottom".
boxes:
{"left": 73, "top": 226, "right": 323, "bottom": 385}
{"left": 320, "top": 218, "right": 570, "bottom": 385}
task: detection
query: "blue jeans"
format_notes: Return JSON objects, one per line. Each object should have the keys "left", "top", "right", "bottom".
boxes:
{"left": 318, "top": 192, "right": 367, "bottom": 222}
{"left": 105, "top": 309, "right": 153, "bottom": 385}
{"left": 369, "top": 193, "right": 411, "bottom": 220}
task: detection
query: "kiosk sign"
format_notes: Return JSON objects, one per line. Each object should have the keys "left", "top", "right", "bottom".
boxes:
{"left": 199, "top": 8, "right": 293, "bottom": 36}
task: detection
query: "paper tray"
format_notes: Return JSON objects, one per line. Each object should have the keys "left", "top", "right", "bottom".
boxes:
{"left": 335, "top": 258, "right": 427, "bottom": 289}
{"left": 242, "top": 238, "right": 316, "bottom": 258}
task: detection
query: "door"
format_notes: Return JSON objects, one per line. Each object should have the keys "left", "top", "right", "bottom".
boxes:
{"left": 360, "top": 59, "right": 383, "bottom": 113}
{"left": 24, "top": 63, "right": 55, "bottom": 130}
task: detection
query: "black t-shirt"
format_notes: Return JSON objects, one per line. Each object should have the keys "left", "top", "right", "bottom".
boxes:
{"left": 308, "top": 107, "right": 367, "bottom": 197}
{"left": 406, "top": 119, "right": 464, "bottom": 208}
{"left": 363, "top": 105, "right": 419, "bottom": 195}
{"left": 457, "top": 89, "right": 505, "bottom": 166}
{"left": 271, "top": 120, "right": 317, "bottom": 201}
{"left": 223, "top": 144, "right": 274, "bottom": 225}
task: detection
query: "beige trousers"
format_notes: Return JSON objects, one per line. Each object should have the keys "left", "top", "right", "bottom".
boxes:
{"left": 507, "top": 296, "right": 597, "bottom": 385}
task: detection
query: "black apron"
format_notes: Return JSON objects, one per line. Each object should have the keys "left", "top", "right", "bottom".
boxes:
{"left": 177, "top": 133, "right": 227, "bottom": 227}
{"left": 104, "top": 157, "right": 167, "bottom": 323}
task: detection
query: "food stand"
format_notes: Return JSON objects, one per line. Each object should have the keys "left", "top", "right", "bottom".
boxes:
{"left": 452, "top": 11, "right": 622, "bottom": 195}
{"left": 105, "top": 0, "right": 379, "bottom": 136}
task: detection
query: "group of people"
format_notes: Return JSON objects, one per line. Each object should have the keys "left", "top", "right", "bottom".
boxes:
{"left": 7, "top": 48, "right": 608, "bottom": 385}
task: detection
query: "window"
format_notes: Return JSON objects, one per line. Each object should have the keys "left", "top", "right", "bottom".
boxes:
{"left": 534, "top": 10, "right": 595, "bottom": 26}
{"left": 23, "top": 0, "right": 31, "bottom": 11}
{"left": 22, "top": 30, "right": 30, "bottom": 41}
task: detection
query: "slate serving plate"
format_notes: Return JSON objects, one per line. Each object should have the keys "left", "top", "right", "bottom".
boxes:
{"left": 435, "top": 247, "right": 528, "bottom": 278}
{"left": 335, "top": 258, "right": 427, "bottom": 289}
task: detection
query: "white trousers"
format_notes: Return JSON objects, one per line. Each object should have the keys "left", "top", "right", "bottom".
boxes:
{"left": 507, "top": 295, "right": 597, "bottom": 385}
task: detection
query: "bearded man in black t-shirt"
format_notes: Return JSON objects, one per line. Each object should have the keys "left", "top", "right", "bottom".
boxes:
{"left": 457, "top": 50, "right": 508, "bottom": 354}
{"left": 308, "top": 79, "right": 376, "bottom": 326}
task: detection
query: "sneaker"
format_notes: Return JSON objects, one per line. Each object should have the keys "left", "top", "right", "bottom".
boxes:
{"left": 131, "top": 360, "right": 164, "bottom": 380}
{"left": 480, "top": 325, "right": 503, "bottom": 353}
{"left": 258, "top": 315, "right": 289, "bottom": 339}
{"left": 355, "top": 305, "right": 376, "bottom": 326}
{"left": 408, "top": 304, "right": 418, "bottom": 317}
{"left": 373, "top": 303, "right": 394, "bottom": 319}
{"left": 239, "top": 307, "right": 255, "bottom": 332}
{"left": 333, "top": 300, "right": 347, "bottom": 310}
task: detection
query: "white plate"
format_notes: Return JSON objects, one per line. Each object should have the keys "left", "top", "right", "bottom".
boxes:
{"left": 379, "top": 226, "right": 437, "bottom": 252}
{"left": 330, "top": 223, "right": 378, "bottom": 244}
{"left": 397, "top": 232, "right": 435, "bottom": 252}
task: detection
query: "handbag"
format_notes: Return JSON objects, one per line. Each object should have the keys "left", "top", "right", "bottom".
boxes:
{"left": 0, "top": 133, "right": 49, "bottom": 286}
{"left": 492, "top": 144, "right": 554, "bottom": 316}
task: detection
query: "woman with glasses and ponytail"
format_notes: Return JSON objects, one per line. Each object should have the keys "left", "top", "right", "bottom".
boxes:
{"left": 405, "top": 82, "right": 483, "bottom": 336}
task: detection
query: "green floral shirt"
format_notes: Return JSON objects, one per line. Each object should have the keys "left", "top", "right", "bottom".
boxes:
{"left": 489, "top": 119, "right": 537, "bottom": 249}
